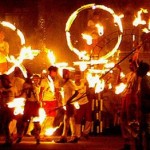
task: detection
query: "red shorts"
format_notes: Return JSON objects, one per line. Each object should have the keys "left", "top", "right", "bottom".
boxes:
{"left": 42, "top": 100, "right": 57, "bottom": 117}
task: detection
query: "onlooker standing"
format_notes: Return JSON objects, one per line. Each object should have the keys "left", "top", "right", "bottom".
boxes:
{"left": 120, "top": 59, "right": 140, "bottom": 150}
{"left": 74, "top": 71, "right": 92, "bottom": 140}
{"left": 0, "top": 74, "right": 16, "bottom": 147}
{"left": 56, "top": 69, "right": 78, "bottom": 143}
{"left": 135, "top": 62, "right": 150, "bottom": 150}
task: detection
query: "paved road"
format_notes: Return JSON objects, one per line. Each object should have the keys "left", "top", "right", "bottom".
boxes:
{"left": 0, "top": 135, "right": 136, "bottom": 150}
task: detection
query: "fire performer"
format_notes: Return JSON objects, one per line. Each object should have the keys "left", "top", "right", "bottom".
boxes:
{"left": 16, "top": 72, "right": 41, "bottom": 145}
{"left": 74, "top": 70, "right": 92, "bottom": 140}
{"left": 120, "top": 59, "right": 140, "bottom": 150}
{"left": 39, "top": 66, "right": 59, "bottom": 136}
{"left": 0, "top": 74, "right": 16, "bottom": 147}
{"left": 55, "top": 69, "right": 78, "bottom": 143}
{"left": 0, "top": 31, "right": 9, "bottom": 74}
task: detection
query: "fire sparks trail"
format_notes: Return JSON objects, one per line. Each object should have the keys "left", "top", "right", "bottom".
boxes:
{"left": 65, "top": 4, "right": 123, "bottom": 61}
{"left": 6, "top": 46, "right": 40, "bottom": 78}
{"left": 7, "top": 98, "right": 25, "bottom": 115}
{"left": 133, "top": 8, "right": 148, "bottom": 27}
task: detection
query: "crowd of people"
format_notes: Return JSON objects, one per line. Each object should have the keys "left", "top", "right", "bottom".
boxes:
{"left": 0, "top": 31, "right": 150, "bottom": 150}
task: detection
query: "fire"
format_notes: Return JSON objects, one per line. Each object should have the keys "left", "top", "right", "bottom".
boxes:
{"left": 147, "top": 71, "right": 150, "bottom": 76}
{"left": 142, "top": 18, "right": 150, "bottom": 33}
{"left": 95, "top": 24, "right": 104, "bottom": 36}
{"left": 95, "top": 79, "right": 105, "bottom": 93}
{"left": 47, "top": 50, "right": 56, "bottom": 65}
{"left": 115, "top": 83, "right": 127, "bottom": 94}
{"left": 7, "top": 97, "right": 25, "bottom": 115}
{"left": 0, "top": 21, "right": 25, "bottom": 45}
{"left": 87, "top": 73, "right": 97, "bottom": 88}
{"left": 82, "top": 33, "right": 93, "bottom": 45}
{"left": 73, "top": 102, "right": 80, "bottom": 109}
{"left": 133, "top": 8, "right": 148, "bottom": 27}
{"left": 65, "top": 4, "right": 123, "bottom": 61}
{"left": 33, "top": 107, "right": 46, "bottom": 124}
{"left": 6, "top": 46, "right": 40, "bottom": 78}
{"left": 104, "top": 62, "right": 115, "bottom": 69}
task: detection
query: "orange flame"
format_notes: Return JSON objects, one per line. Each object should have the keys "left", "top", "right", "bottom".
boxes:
{"left": 133, "top": 8, "right": 148, "bottom": 27}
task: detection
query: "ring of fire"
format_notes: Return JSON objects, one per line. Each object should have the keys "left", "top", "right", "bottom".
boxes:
{"left": 65, "top": 3, "right": 123, "bottom": 61}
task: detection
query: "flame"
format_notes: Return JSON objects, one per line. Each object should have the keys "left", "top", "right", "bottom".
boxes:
{"left": 1, "top": 21, "right": 16, "bottom": 31}
{"left": 73, "top": 102, "right": 80, "bottom": 109}
{"left": 6, "top": 47, "right": 40, "bottom": 78}
{"left": 0, "top": 21, "right": 25, "bottom": 45}
{"left": 86, "top": 73, "right": 100, "bottom": 88}
{"left": 95, "top": 24, "right": 104, "bottom": 36}
{"left": 142, "top": 28, "right": 150, "bottom": 33}
{"left": 95, "top": 79, "right": 105, "bottom": 93}
{"left": 17, "top": 29, "right": 25, "bottom": 45}
{"left": 104, "top": 62, "right": 115, "bottom": 69}
{"left": 147, "top": 71, "right": 150, "bottom": 76}
{"left": 65, "top": 4, "right": 123, "bottom": 60}
{"left": 33, "top": 107, "right": 46, "bottom": 124}
{"left": 115, "top": 83, "right": 127, "bottom": 94}
{"left": 120, "top": 72, "right": 125, "bottom": 78}
{"left": 142, "top": 18, "right": 150, "bottom": 33}
{"left": 108, "top": 83, "right": 112, "bottom": 89}
{"left": 82, "top": 33, "right": 93, "bottom": 45}
{"left": 47, "top": 50, "right": 56, "bottom": 65}
{"left": 79, "top": 62, "right": 87, "bottom": 71}
{"left": 133, "top": 8, "right": 148, "bottom": 27}
{"left": 7, "top": 97, "right": 25, "bottom": 115}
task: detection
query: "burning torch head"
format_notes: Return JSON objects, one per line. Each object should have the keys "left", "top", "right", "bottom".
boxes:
{"left": 48, "top": 66, "right": 58, "bottom": 79}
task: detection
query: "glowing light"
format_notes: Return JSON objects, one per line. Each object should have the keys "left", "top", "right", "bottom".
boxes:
{"left": 33, "top": 107, "right": 46, "bottom": 124}
{"left": 95, "top": 79, "right": 105, "bottom": 93}
{"left": 133, "top": 8, "right": 148, "bottom": 27}
{"left": 0, "top": 21, "right": 25, "bottom": 45}
{"left": 82, "top": 33, "right": 93, "bottom": 45}
{"left": 1, "top": 21, "right": 16, "bottom": 31}
{"left": 74, "top": 102, "right": 80, "bottom": 109}
{"left": 147, "top": 71, "right": 150, "bottom": 76}
{"left": 95, "top": 24, "right": 104, "bottom": 36}
{"left": 7, "top": 98, "right": 25, "bottom": 115}
{"left": 47, "top": 50, "right": 56, "bottom": 65}
{"left": 104, "top": 62, "right": 115, "bottom": 68}
{"left": 6, "top": 47, "right": 40, "bottom": 78}
{"left": 65, "top": 4, "right": 123, "bottom": 61}
{"left": 17, "top": 29, "right": 25, "bottom": 45}
{"left": 115, "top": 83, "right": 127, "bottom": 94}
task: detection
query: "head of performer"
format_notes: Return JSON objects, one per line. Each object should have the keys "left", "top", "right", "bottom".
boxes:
{"left": 74, "top": 70, "right": 82, "bottom": 84}
{"left": 62, "top": 69, "right": 70, "bottom": 81}
{"left": 48, "top": 66, "right": 58, "bottom": 80}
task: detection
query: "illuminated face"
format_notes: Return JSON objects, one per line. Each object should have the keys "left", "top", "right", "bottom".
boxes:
{"left": 74, "top": 74, "right": 81, "bottom": 82}
{"left": 49, "top": 70, "right": 57, "bottom": 79}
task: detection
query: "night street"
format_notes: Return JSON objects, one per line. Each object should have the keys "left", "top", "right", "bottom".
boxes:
{"left": 0, "top": 135, "right": 136, "bottom": 150}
